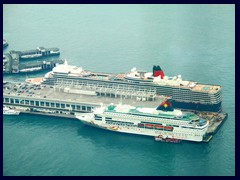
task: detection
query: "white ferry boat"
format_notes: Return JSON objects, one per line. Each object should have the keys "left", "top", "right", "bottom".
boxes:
{"left": 76, "top": 100, "right": 209, "bottom": 142}
{"left": 19, "top": 66, "right": 42, "bottom": 73}
{"left": 3, "top": 106, "right": 20, "bottom": 115}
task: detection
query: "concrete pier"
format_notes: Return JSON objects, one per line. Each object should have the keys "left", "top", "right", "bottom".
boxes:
{"left": 3, "top": 81, "right": 227, "bottom": 142}
{"left": 3, "top": 46, "right": 61, "bottom": 73}
{"left": 3, "top": 53, "right": 64, "bottom": 74}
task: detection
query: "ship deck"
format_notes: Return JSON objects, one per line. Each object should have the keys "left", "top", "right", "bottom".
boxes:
{"left": 52, "top": 70, "right": 222, "bottom": 94}
{"left": 191, "top": 84, "right": 221, "bottom": 93}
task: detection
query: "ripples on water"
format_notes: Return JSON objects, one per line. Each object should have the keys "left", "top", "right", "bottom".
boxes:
{"left": 3, "top": 4, "right": 234, "bottom": 176}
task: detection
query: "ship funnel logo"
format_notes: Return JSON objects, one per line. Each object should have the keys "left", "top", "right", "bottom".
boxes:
{"left": 153, "top": 65, "right": 165, "bottom": 79}
{"left": 156, "top": 100, "right": 174, "bottom": 111}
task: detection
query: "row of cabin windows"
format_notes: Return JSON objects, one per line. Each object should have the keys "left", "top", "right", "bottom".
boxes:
{"left": 105, "top": 119, "right": 134, "bottom": 125}
{"left": 106, "top": 113, "right": 188, "bottom": 125}
{"left": 171, "top": 132, "right": 201, "bottom": 137}
{"left": 173, "top": 95, "right": 211, "bottom": 101}
{"left": 106, "top": 121, "right": 136, "bottom": 127}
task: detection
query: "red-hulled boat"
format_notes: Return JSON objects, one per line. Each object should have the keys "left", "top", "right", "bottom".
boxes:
{"left": 155, "top": 135, "right": 181, "bottom": 143}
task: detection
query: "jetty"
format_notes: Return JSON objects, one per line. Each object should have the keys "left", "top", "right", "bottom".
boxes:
{"left": 3, "top": 52, "right": 64, "bottom": 74}
{"left": 10, "top": 47, "right": 60, "bottom": 60}
{"left": 3, "top": 81, "right": 227, "bottom": 142}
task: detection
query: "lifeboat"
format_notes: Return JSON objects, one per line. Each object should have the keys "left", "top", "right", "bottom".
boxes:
{"left": 155, "top": 125, "right": 164, "bottom": 129}
{"left": 109, "top": 126, "right": 118, "bottom": 131}
{"left": 164, "top": 126, "right": 173, "bottom": 131}
{"left": 145, "top": 124, "right": 155, "bottom": 128}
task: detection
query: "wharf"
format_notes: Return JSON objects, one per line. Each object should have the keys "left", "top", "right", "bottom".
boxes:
{"left": 10, "top": 47, "right": 60, "bottom": 60}
{"left": 3, "top": 46, "right": 61, "bottom": 74}
{"left": 202, "top": 112, "right": 228, "bottom": 135}
{"left": 3, "top": 53, "right": 64, "bottom": 74}
{"left": 3, "top": 81, "right": 227, "bottom": 142}
{"left": 3, "top": 81, "right": 162, "bottom": 113}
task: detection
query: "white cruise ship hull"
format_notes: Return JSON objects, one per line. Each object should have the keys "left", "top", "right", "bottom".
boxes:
{"left": 76, "top": 113, "right": 207, "bottom": 142}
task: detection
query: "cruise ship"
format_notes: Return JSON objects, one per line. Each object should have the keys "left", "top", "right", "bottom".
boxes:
{"left": 41, "top": 60, "right": 222, "bottom": 112}
{"left": 76, "top": 100, "right": 209, "bottom": 142}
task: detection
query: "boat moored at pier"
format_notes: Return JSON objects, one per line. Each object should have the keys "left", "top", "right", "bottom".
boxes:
{"left": 19, "top": 66, "right": 42, "bottom": 73}
{"left": 3, "top": 39, "right": 8, "bottom": 48}
{"left": 3, "top": 105, "right": 20, "bottom": 115}
{"left": 41, "top": 60, "right": 222, "bottom": 112}
{"left": 76, "top": 100, "right": 209, "bottom": 142}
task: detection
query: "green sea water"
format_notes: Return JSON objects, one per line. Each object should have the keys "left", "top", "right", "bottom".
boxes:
{"left": 3, "top": 4, "right": 235, "bottom": 176}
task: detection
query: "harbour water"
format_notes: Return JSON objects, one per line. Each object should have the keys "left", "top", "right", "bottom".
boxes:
{"left": 3, "top": 4, "right": 235, "bottom": 176}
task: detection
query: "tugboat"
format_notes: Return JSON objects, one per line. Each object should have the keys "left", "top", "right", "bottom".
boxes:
{"left": 154, "top": 135, "right": 181, "bottom": 143}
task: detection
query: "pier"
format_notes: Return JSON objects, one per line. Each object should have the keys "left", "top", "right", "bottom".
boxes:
{"left": 3, "top": 53, "right": 64, "bottom": 74}
{"left": 3, "top": 81, "right": 227, "bottom": 142}
{"left": 3, "top": 81, "right": 162, "bottom": 115}
{"left": 3, "top": 46, "right": 62, "bottom": 73}
{"left": 10, "top": 47, "right": 60, "bottom": 60}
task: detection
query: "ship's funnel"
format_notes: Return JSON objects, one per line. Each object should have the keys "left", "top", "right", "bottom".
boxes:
{"left": 153, "top": 65, "right": 165, "bottom": 79}
{"left": 153, "top": 65, "right": 157, "bottom": 75}
{"left": 156, "top": 99, "right": 174, "bottom": 111}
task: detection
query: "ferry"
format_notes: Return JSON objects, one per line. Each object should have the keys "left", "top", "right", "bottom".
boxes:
{"left": 19, "top": 66, "right": 42, "bottom": 73}
{"left": 76, "top": 100, "right": 209, "bottom": 142}
{"left": 21, "top": 54, "right": 42, "bottom": 59}
{"left": 9, "top": 47, "right": 60, "bottom": 60}
{"left": 3, "top": 106, "right": 20, "bottom": 115}
{"left": 41, "top": 60, "right": 222, "bottom": 112}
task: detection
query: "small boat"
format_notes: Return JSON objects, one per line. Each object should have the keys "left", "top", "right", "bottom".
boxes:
{"left": 3, "top": 39, "right": 8, "bottom": 48}
{"left": 155, "top": 125, "right": 164, "bottom": 129}
{"left": 19, "top": 66, "right": 42, "bottom": 73}
{"left": 155, "top": 135, "right": 181, "bottom": 143}
{"left": 164, "top": 126, "right": 174, "bottom": 131}
{"left": 25, "top": 77, "right": 44, "bottom": 85}
{"left": 20, "top": 54, "right": 42, "bottom": 59}
{"left": 3, "top": 106, "right": 20, "bottom": 115}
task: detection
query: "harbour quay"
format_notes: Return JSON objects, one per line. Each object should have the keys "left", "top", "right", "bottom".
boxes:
{"left": 3, "top": 81, "right": 227, "bottom": 141}
{"left": 3, "top": 53, "right": 64, "bottom": 74}
{"left": 10, "top": 47, "right": 60, "bottom": 60}
{"left": 3, "top": 46, "right": 62, "bottom": 74}
{"left": 3, "top": 81, "right": 161, "bottom": 118}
